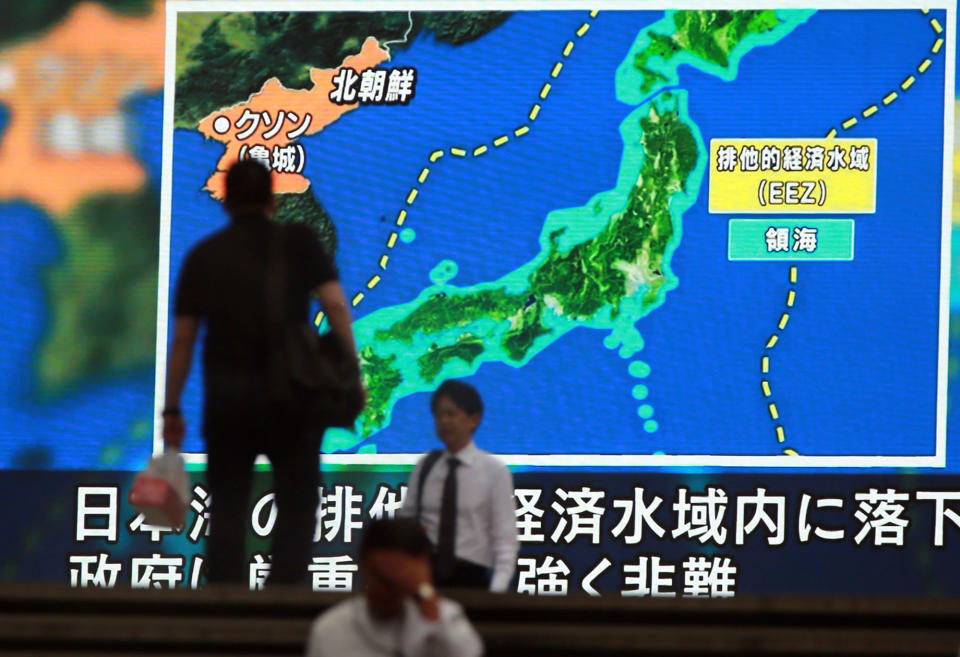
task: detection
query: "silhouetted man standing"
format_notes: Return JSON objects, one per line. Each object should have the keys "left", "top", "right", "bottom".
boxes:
{"left": 162, "top": 160, "right": 358, "bottom": 586}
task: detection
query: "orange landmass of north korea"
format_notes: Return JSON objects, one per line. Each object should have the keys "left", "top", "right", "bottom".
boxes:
{"left": 0, "top": 2, "right": 165, "bottom": 217}
{"left": 198, "top": 36, "right": 390, "bottom": 200}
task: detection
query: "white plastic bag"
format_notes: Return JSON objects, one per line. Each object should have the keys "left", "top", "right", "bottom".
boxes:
{"left": 128, "top": 450, "right": 189, "bottom": 530}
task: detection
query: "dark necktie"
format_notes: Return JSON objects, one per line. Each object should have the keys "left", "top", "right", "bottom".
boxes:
{"left": 435, "top": 457, "right": 461, "bottom": 579}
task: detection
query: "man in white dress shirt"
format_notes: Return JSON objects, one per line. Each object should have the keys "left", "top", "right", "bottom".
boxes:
{"left": 400, "top": 380, "right": 519, "bottom": 592}
{"left": 305, "top": 517, "right": 483, "bottom": 657}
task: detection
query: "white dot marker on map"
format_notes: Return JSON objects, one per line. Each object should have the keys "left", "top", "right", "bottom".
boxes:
{"left": 87, "top": 113, "right": 127, "bottom": 154}
{"left": 213, "top": 115, "right": 230, "bottom": 135}
{"left": 0, "top": 64, "right": 14, "bottom": 93}
{"left": 46, "top": 113, "right": 84, "bottom": 155}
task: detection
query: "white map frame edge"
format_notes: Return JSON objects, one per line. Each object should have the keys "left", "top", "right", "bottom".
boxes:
{"left": 154, "top": 0, "right": 956, "bottom": 468}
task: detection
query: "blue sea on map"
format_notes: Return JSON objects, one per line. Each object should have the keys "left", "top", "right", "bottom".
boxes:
{"left": 652, "top": 9, "right": 945, "bottom": 460}
{"left": 161, "top": 9, "right": 945, "bottom": 469}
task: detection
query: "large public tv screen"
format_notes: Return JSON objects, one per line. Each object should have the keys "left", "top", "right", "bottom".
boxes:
{"left": 164, "top": 3, "right": 952, "bottom": 469}
{"left": 0, "top": 0, "right": 958, "bottom": 596}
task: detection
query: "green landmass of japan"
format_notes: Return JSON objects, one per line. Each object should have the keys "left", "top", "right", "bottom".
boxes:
{"left": 357, "top": 96, "right": 697, "bottom": 435}
{"left": 633, "top": 10, "right": 780, "bottom": 94}
{"left": 358, "top": 347, "right": 403, "bottom": 430}
{"left": 418, "top": 335, "right": 485, "bottom": 383}
{"left": 347, "top": 9, "right": 810, "bottom": 442}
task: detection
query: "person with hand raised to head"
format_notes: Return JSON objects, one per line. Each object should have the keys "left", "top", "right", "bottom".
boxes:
{"left": 305, "top": 517, "right": 483, "bottom": 657}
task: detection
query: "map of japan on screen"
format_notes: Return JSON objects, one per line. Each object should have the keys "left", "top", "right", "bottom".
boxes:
{"left": 156, "top": 1, "right": 955, "bottom": 468}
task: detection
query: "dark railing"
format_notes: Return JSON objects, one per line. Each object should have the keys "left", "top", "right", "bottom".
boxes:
{"left": 0, "top": 584, "right": 958, "bottom": 656}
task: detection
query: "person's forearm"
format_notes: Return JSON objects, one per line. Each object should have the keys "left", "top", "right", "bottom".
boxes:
{"left": 489, "top": 549, "right": 517, "bottom": 593}
{"left": 162, "top": 317, "right": 197, "bottom": 450}
{"left": 415, "top": 613, "right": 484, "bottom": 657}
{"left": 489, "top": 472, "right": 520, "bottom": 592}
{"left": 407, "top": 603, "right": 483, "bottom": 657}
{"left": 164, "top": 337, "right": 193, "bottom": 410}
{"left": 325, "top": 303, "right": 357, "bottom": 355}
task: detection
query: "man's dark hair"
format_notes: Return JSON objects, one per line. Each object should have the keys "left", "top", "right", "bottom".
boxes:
{"left": 225, "top": 159, "right": 272, "bottom": 213}
{"left": 359, "top": 518, "right": 432, "bottom": 558}
{"left": 430, "top": 379, "right": 483, "bottom": 417}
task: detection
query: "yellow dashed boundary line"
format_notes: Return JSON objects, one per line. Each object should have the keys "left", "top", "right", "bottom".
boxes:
{"left": 762, "top": 267, "right": 798, "bottom": 454}
{"left": 826, "top": 10, "right": 943, "bottom": 136}
{"left": 319, "top": 11, "right": 600, "bottom": 326}
{"left": 783, "top": 10, "right": 947, "bottom": 447}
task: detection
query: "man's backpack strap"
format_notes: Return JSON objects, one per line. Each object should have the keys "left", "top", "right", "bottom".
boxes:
{"left": 416, "top": 449, "right": 444, "bottom": 521}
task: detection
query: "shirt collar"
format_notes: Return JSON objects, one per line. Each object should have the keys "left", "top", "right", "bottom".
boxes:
{"left": 445, "top": 440, "right": 479, "bottom": 466}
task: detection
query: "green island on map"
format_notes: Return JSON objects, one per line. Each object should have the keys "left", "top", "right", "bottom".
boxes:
{"left": 632, "top": 11, "right": 781, "bottom": 94}
{"left": 334, "top": 9, "right": 815, "bottom": 447}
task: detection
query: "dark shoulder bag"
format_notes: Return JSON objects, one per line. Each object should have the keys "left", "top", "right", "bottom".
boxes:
{"left": 264, "top": 224, "right": 364, "bottom": 429}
